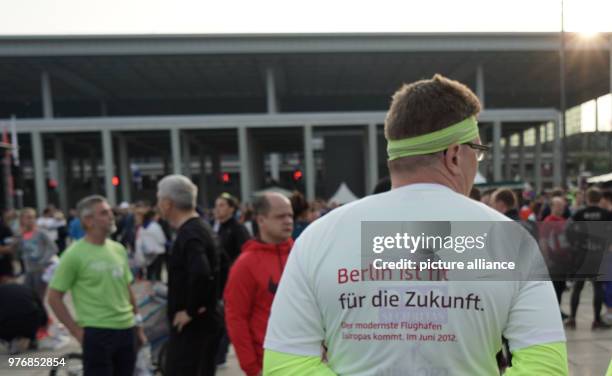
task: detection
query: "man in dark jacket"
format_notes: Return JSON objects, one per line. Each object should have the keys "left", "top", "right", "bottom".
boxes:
{"left": 564, "top": 187, "right": 612, "bottom": 330}
{"left": 224, "top": 192, "right": 294, "bottom": 376}
{"left": 157, "top": 175, "right": 223, "bottom": 376}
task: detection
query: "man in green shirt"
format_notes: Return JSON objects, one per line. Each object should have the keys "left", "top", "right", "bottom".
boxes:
{"left": 48, "top": 195, "right": 146, "bottom": 376}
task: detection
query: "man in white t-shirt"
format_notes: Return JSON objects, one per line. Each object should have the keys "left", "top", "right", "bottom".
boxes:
{"left": 263, "top": 74, "right": 568, "bottom": 375}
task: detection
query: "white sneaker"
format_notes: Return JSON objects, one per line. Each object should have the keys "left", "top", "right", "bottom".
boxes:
{"left": 48, "top": 323, "right": 70, "bottom": 337}
{"left": 38, "top": 335, "right": 71, "bottom": 351}
{"left": 8, "top": 338, "right": 30, "bottom": 354}
{"left": 604, "top": 312, "right": 612, "bottom": 324}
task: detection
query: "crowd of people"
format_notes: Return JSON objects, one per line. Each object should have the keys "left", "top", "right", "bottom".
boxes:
{"left": 471, "top": 185, "right": 612, "bottom": 330}
{"left": 0, "top": 180, "right": 336, "bottom": 374}
{"left": 1, "top": 73, "right": 612, "bottom": 375}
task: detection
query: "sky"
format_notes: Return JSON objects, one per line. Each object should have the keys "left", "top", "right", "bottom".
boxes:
{"left": 0, "top": 0, "right": 611, "bottom": 36}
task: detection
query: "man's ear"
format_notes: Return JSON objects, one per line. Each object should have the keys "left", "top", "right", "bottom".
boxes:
{"left": 255, "top": 214, "right": 264, "bottom": 227}
{"left": 443, "top": 143, "right": 462, "bottom": 175}
{"left": 160, "top": 198, "right": 170, "bottom": 211}
{"left": 81, "top": 216, "right": 91, "bottom": 230}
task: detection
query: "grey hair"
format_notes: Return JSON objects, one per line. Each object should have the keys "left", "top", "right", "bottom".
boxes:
{"left": 157, "top": 174, "right": 198, "bottom": 210}
{"left": 77, "top": 195, "right": 107, "bottom": 221}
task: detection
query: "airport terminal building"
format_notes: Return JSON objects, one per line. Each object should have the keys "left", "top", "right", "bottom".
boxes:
{"left": 0, "top": 32, "right": 611, "bottom": 212}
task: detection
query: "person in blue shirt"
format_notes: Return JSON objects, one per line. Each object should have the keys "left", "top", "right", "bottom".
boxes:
{"left": 68, "top": 217, "right": 85, "bottom": 241}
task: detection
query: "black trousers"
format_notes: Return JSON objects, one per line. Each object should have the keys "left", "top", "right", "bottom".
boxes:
{"left": 553, "top": 280, "right": 566, "bottom": 305}
{"left": 570, "top": 280, "right": 605, "bottom": 322}
{"left": 165, "top": 317, "right": 223, "bottom": 376}
{"left": 146, "top": 255, "right": 164, "bottom": 281}
{"left": 82, "top": 327, "right": 136, "bottom": 376}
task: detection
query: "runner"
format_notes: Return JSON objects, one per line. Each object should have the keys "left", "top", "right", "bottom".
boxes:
{"left": 263, "top": 74, "right": 568, "bottom": 375}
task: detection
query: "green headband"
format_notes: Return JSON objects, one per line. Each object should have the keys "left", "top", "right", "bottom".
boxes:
{"left": 387, "top": 116, "right": 479, "bottom": 161}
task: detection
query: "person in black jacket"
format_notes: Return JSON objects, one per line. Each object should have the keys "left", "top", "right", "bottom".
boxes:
{"left": 214, "top": 193, "right": 251, "bottom": 263}
{"left": 157, "top": 175, "right": 223, "bottom": 376}
{"left": 0, "top": 261, "right": 48, "bottom": 352}
{"left": 213, "top": 192, "right": 251, "bottom": 367}
{"left": 564, "top": 187, "right": 612, "bottom": 330}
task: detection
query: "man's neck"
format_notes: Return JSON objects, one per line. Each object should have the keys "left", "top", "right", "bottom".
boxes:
{"left": 259, "top": 233, "right": 286, "bottom": 245}
{"left": 218, "top": 215, "right": 233, "bottom": 224}
{"left": 85, "top": 233, "right": 106, "bottom": 245}
{"left": 171, "top": 210, "right": 198, "bottom": 230}
{"left": 391, "top": 169, "right": 460, "bottom": 194}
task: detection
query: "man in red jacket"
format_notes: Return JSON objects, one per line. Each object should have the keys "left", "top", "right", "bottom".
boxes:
{"left": 224, "top": 192, "right": 294, "bottom": 376}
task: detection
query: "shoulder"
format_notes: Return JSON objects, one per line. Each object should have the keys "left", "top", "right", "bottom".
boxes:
{"left": 230, "top": 250, "right": 259, "bottom": 274}
{"left": 572, "top": 207, "right": 586, "bottom": 217}
{"left": 145, "top": 222, "right": 164, "bottom": 233}
{"left": 106, "top": 239, "right": 128, "bottom": 253}
{"left": 180, "top": 219, "right": 215, "bottom": 241}
{"left": 57, "top": 242, "right": 82, "bottom": 264}
{"left": 36, "top": 230, "right": 53, "bottom": 241}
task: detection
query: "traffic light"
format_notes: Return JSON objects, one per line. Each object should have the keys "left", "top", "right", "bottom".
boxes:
{"left": 293, "top": 169, "right": 303, "bottom": 181}
{"left": 221, "top": 172, "right": 231, "bottom": 184}
{"left": 112, "top": 176, "right": 120, "bottom": 186}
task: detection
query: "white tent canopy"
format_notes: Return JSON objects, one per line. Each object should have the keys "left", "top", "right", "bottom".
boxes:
{"left": 474, "top": 171, "right": 486, "bottom": 184}
{"left": 587, "top": 172, "right": 612, "bottom": 184}
{"left": 329, "top": 182, "right": 358, "bottom": 205}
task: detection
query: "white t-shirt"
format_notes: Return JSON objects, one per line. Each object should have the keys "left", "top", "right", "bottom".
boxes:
{"left": 264, "top": 184, "right": 565, "bottom": 375}
{"left": 135, "top": 221, "right": 167, "bottom": 267}
{"left": 36, "top": 217, "right": 65, "bottom": 242}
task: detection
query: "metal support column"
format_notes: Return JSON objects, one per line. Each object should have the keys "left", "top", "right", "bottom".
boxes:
{"left": 170, "top": 128, "right": 182, "bottom": 175}
{"left": 367, "top": 123, "right": 379, "bottom": 193}
{"left": 493, "top": 121, "right": 502, "bottom": 182}
{"left": 238, "top": 127, "right": 251, "bottom": 202}
{"left": 269, "top": 153, "right": 280, "bottom": 182}
{"left": 41, "top": 71, "right": 54, "bottom": 119}
{"left": 504, "top": 137, "right": 511, "bottom": 180}
{"left": 101, "top": 129, "right": 116, "bottom": 206}
{"left": 90, "top": 151, "right": 99, "bottom": 194}
{"left": 304, "top": 124, "right": 315, "bottom": 202}
{"left": 53, "top": 137, "right": 68, "bottom": 213}
{"left": 476, "top": 64, "right": 485, "bottom": 108}
{"left": 31, "top": 131, "right": 47, "bottom": 213}
{"left": 118, "top": 135, "right": 131, "bottom": 203}
{"left": 535, "top": 126, "right": 543, "bottom": 193}
{"left": 553, "top": 115, "right": 562, "bottom": 187}
{"left": 198, "top": 150, "right": 208, "bottom": 208}
{"left": 266, "top": 67, "right": 278, "bottom": 114}
{"left": 518, "top": 131, "right": 526, "bottom": 180}
{"left": 182, "top": 132, "right": 192, "bottom": 179}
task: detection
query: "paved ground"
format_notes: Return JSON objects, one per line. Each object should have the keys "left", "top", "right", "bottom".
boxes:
{"left": 1, "top": 283, "right": 610, "bottom": 376}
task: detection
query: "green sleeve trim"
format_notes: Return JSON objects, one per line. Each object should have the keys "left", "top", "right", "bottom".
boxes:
{"left": 263, "top": 349, "right": 336, "bottom": 376}
{"left": 505, "top": 342, "right": 568, "bottom": 376}
{"left": 606, "top": 358, "right": 612, "bottom": 376}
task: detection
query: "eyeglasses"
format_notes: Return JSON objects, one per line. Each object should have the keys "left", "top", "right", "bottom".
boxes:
{"left": 463, "top": 142, "right": 490, "bottom": 162}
